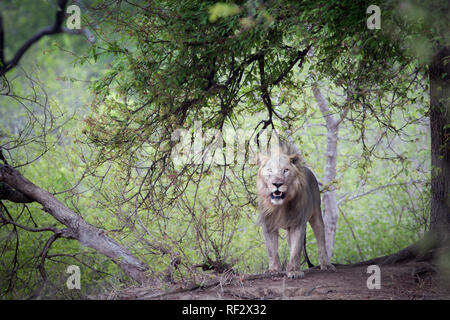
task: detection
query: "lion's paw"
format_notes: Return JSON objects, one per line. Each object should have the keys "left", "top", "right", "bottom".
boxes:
{"left": 265, "top": 268, "right": 281, "bottom": 274}
{"left": 320, "top": 264, "right": 336, "bottom": 272}
{"left": 287, "top": 271, "right": 304, "bottom": 279}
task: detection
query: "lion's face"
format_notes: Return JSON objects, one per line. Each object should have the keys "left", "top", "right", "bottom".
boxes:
{"left": 257, "top": 153, "right": 301, "bottom": 206}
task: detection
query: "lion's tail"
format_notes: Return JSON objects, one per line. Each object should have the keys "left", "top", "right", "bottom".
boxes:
{"left": 304, "top": 233, "right": 315, "bottom": 268}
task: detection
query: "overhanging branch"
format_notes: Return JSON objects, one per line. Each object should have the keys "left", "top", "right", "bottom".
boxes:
{"left": 272, "top": 46, "right": 311, "bottom": 86}
{"left": 0, "top": 0, "right": 69, "bottom": 75}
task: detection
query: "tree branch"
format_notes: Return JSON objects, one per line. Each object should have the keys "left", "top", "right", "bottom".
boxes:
{"left": 258, "top": 54, "right": 274, "bottom": 123}
{"left": 272, "top": 46, "right": 311, "bottom": 86}
{"left": 0, "top": 183, "right": 34, "bottom": 203}
{"left": 38, "top": 232, "right": 62, "bottom": 282}
{"left": 0, "top": 164, "right": 149, "bottom": 284}
{"left": 0, "top": 0, "right": 69, "bottom": 75}
{"left": 337, "top": 180, "right": 425, "bottom": 206}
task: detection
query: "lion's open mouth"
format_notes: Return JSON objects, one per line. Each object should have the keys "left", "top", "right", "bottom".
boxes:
{"left": 270, "top": 190, "right": 285, "bottom": 200}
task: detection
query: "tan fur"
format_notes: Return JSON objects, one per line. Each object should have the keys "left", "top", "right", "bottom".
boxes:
{"left": 256, "top": 140, "right": 334, "bottom": 278}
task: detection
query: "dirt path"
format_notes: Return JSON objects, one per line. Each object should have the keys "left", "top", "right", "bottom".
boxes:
{"left": 115, "top": 262, "right": 449, "bottom": 300}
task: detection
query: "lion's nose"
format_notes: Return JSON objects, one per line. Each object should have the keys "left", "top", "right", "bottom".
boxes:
{"left": 272, "top": 183, "right": 283, "bottom": 189}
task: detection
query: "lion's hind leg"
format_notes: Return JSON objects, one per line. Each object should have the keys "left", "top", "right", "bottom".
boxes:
{"left": 309, "top": 209, "right": 336, "bottom": 271}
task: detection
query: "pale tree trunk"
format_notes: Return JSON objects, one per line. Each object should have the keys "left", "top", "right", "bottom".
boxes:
{"left": 0, "top": 164, "right": 149, "bottom": 284}
{"left": 312, "top": 84, "right": 347, "bottom": 259}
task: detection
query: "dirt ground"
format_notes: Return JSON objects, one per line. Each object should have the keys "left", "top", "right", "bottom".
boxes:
{"left": 113, "top": 262, "right": 450, "bottom": 300}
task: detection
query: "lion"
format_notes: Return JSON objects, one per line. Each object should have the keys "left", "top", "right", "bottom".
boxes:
{"left": 257, "top": 140, "right": 334, "bottom": 279}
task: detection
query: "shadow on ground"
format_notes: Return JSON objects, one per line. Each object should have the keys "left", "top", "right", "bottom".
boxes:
{"left": 111, "top": 262, "right": 449, "bottom": 300}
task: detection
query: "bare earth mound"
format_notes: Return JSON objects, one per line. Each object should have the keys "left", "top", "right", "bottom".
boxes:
{"left": 114, "top": 262, "right": 449, "bottom": 300}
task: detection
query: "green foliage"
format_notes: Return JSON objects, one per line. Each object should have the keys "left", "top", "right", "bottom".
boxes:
{"left": 1, "top": 0, "right": 442, "bottom": 298}
{"left": 77, "top": 0, "right": 434, "bottom": 274}
{"left": 209, "top": 2, "right": 242, "bottom": 22}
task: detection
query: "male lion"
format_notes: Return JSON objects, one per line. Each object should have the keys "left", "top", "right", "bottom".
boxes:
{"left": 257, "top": 141, "right": 334, "bottom": 279}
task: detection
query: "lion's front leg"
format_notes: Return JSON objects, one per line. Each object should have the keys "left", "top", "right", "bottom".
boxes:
{"left": 262, "top": 224, "right": 282, "bottom": 272}
{"left": 286, "top": 226, "right": 305, "bottom": 279}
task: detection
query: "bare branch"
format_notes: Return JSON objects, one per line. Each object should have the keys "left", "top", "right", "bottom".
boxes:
{"left": 0, "top": 183, "right": 34, "bottom": 203}
{"left": 0, "top": 0, "right": 69, "bottom": 75}
{"left": 0, "top": 164, "right": 149, "bottom": 283}
{"left": 338, "top": 206, "right": 364, "bottom": 260}
{"left": 337, "top": 180, "right": 425, "bottom": 206}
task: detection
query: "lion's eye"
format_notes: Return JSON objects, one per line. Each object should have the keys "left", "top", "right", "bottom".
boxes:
{"left": 283, "top": 168, "right": 289, "bottom": 174}
{"left": 267, "top": 168, "right": 272, "bottom": 173}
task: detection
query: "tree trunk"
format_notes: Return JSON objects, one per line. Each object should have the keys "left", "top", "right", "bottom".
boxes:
{"left": 0, "top": 164, "right": 149, "bottom": 284}
{"left": 348, "top": 48, "right": 450, "bottom": 267}
{"left": 312, "top": 85, "right": 341, "bottom": 259}
{"left": 429, "top": 46, "right": 450, "bottom": 244}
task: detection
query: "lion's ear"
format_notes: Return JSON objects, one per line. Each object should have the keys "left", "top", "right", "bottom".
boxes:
{"left": 289, "top": 154, "right": 302, "bottom": 165}
{"left": 257, "top": 153, "right": 269, "bottom": 166}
